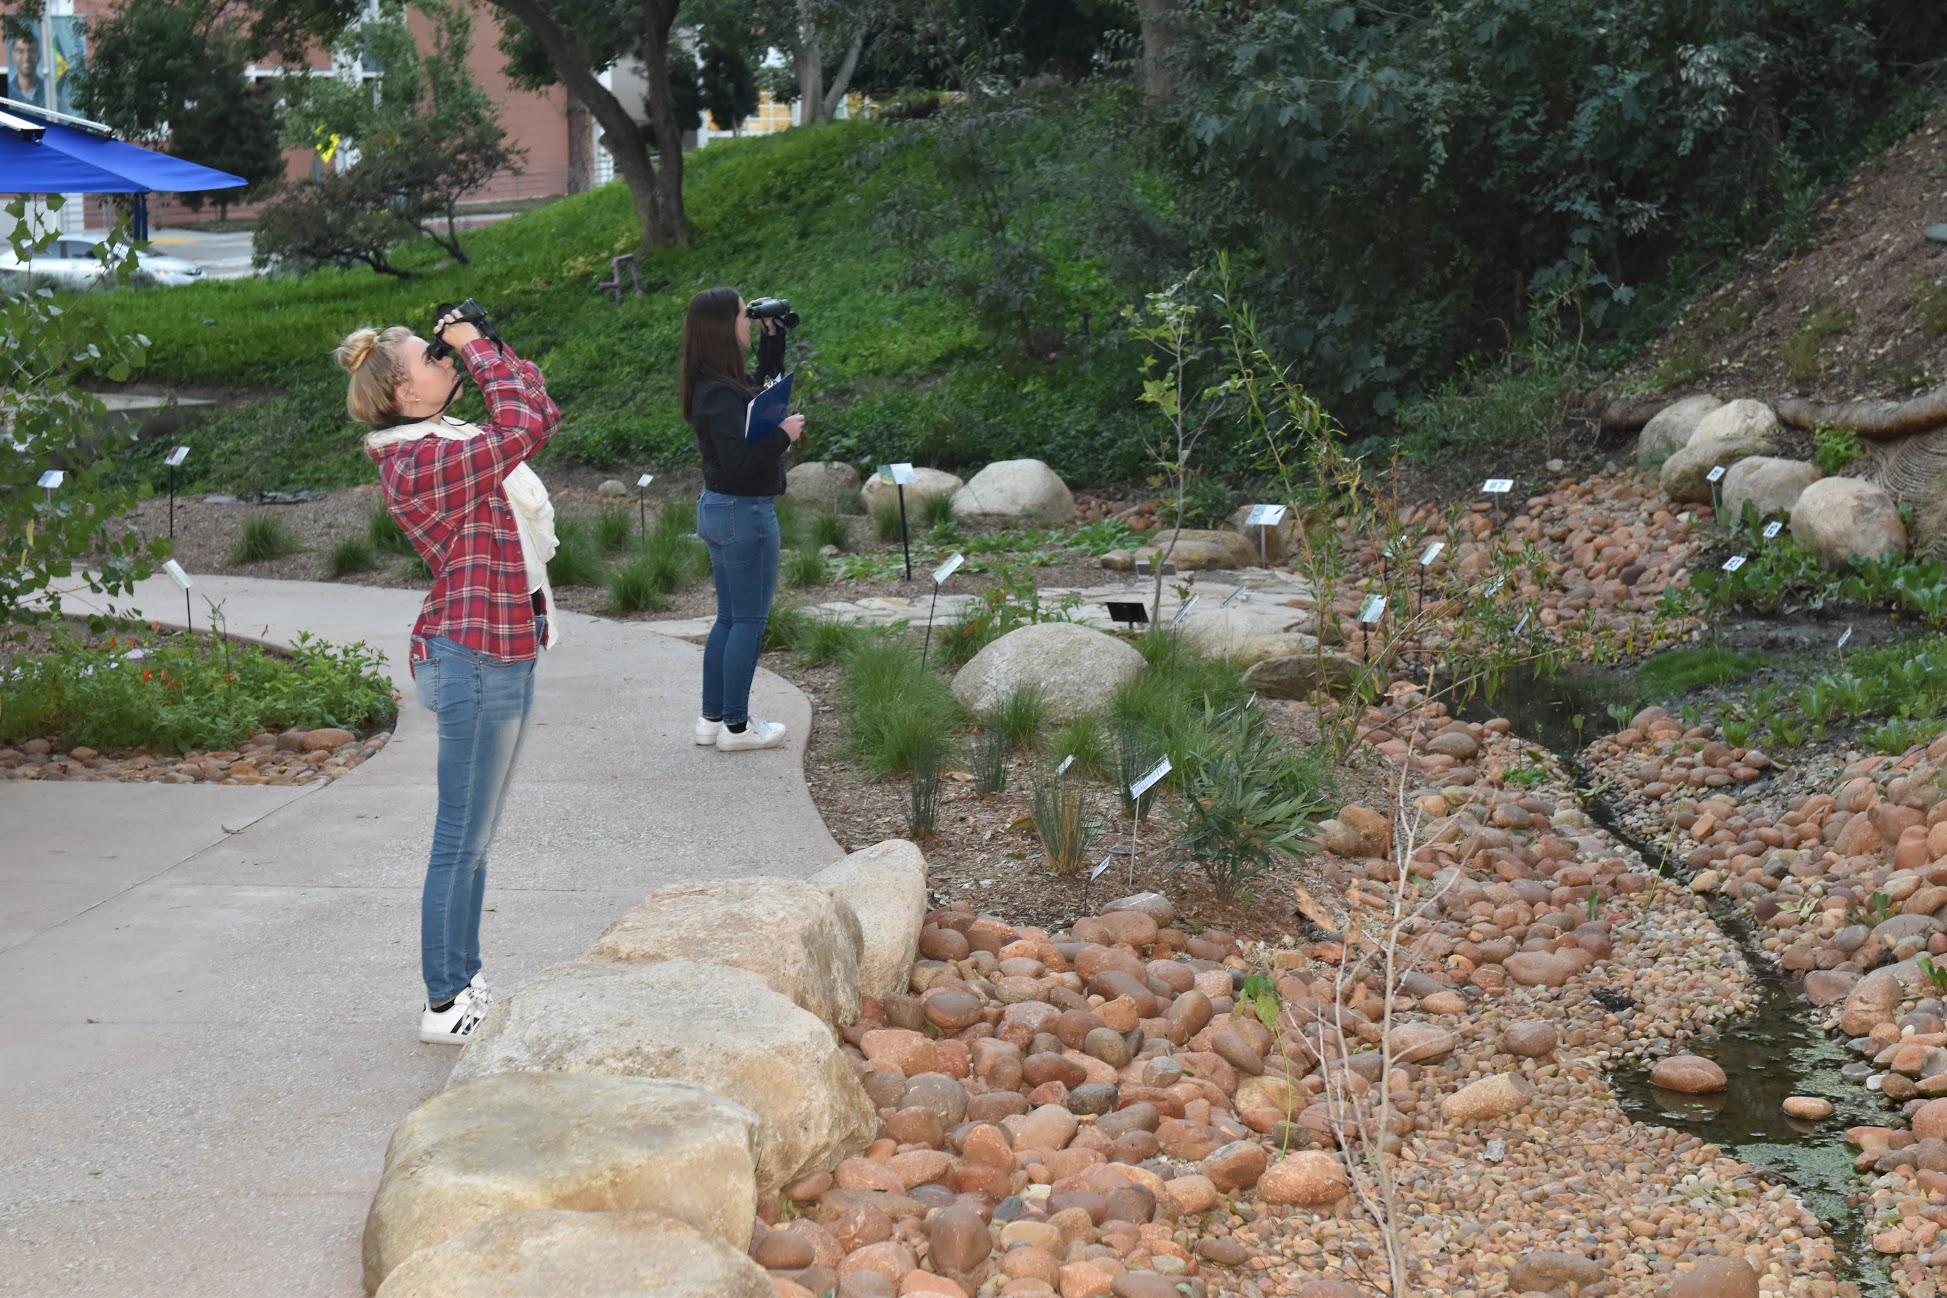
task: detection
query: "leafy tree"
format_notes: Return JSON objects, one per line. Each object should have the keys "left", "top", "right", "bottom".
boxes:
{"left": 258, "top": 0, "right": 521, "bottom": 274}
{"left": 75, "top": 0, "right": 284, "bottom": 219}
{"left": 1, "top": 198, "right": 168, "bottom": 640}
{"left": 697, "top": 24, "right": 758, "bottom": 134}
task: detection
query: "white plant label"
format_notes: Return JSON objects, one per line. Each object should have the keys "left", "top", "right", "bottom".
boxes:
{"left": 1090, "top": 856, "right": 1114, "bottom": 881}
{"left": 37, "top": 470, "right": 63, "bottom": 489}
{"left": 1419, "top": 540, "right": 1445, "bottom": 566}
{"left": 932, "top": 552, "right": 965, "bottom": 585}
{"left": 1484, "top": 576, "right": 1505, "bottom": 596}
{"left": 1514, "top": 611, "right": 1530, "bottom": 635}
{"left": 162, "top": 559, "right": 193, "bottom": 590}
{"left": 1055, "top": 754, "right": 1075, "bottom": 777}
{"left": 1221, "top": 585, "right": 1246, "bottom": 608}
{"left": 1130, "top": 756, "right": 1172, "bottom": 799}
{"left": 164, "top": 446, "right": 190, "bottom": 467}
{"left": 1358, "top": 594, "right": 1387, "bottom": 623}
{"left": 1721, "top": 555, "right": 1747, "bottom": 572}
{"left": 1763, "top": 521, "right": 1783, "bottom": 539}
{"left": 1169, "top": 593, "right": 1199, "bottom": 628}
{"left": 1838, "top": 624, "right": 1854, "bottom": 650}
{"left": 1244, "top": 503, "right": 1287, "bottom": 527}
{"left": 1706, "top": 465, "right": 1727, "bottom": 483}
{"left": 636, "top": 472, "right": 653, "bottom": 488}
{"left": 1481, "top": 478, "right": 1513, "bottom": 494}
{"left": 880, "top": 462, "right": 917, "bottom": 486}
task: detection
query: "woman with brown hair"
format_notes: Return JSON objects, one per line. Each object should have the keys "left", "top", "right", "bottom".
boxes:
{"left": 333, "top": 307, "right": 560, "bottom": 1045}
{"left": 681, "top": 287, "right": 803, "bottom": 751}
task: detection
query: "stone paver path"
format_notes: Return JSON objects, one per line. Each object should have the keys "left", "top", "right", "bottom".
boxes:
{"left": 0, "top": 574, "right": 838, "bottom": 1298}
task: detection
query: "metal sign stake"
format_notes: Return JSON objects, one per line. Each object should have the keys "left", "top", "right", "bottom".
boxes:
{"left": 637, "top": 473, "right": 653, "bottom": 535}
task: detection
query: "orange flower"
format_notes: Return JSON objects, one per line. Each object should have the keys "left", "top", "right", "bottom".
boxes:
{"left": 149, "top": 621, "right": 160, "bottom": 632}
{"left": 142, "top": 669, "right": 152, "bottom": 682}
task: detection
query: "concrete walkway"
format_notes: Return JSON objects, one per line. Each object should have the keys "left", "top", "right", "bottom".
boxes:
{"left": 0, "top": 574, "right": 840, "bottom": 1298}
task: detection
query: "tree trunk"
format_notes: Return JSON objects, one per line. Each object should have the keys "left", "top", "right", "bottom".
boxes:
{"left": 566, "top": 92, "right": 593, "bottom": 194}
{"left": 820, "top": 30, "right": 864, "bottom": 119}
{"left": 481, "top": 0, "right": 680, "bottom": 249}
{"left": 1133, "top": 0, "right": 1177, "bottom": 106}
{"left": 1775, "top": 386, "right": 1947, "bottom": 439}
{"left": 794, "top": 0, "right": 824, "bottom": 124}
{"left": 637, "top": 0, "right": 688, "bottom": 242}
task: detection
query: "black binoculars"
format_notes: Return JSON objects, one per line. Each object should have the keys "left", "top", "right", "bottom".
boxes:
{"left": 746, "top": 297, "right": 800, "bottom": 329}
{"left": 427, "top": 299, "right": 503, "bottom": 361}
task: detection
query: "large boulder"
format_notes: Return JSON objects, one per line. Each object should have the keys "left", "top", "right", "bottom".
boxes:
{"left": 1790, "top": 476, "right": 1907, "bottom": 567}
{"left": 1131, "top": 528, "right": 1259, "bottom": 572}
{"left": 1180, "top": 607, "right": 1321, "bottom": 667}
{"left": 1239, "top": 643, "right": 1363, "bottom": 699}
{"left": 362, "top": 1074, "right": 757, "bottom": 1293}
{"left": 583, "top": 877, "right": 863, "bottom": 1028}
{"left": 812, "top": 840, "right": 929, "bottom": 1002}
{"left": 448, "top": 961, "right": 875, "bottom": 1192}
{"left": 1721, "top": 456, "right": 1819, "bottom": 522}
{"left": 950, "top": 459, "right": 1076, "bottom": 524}
{"left": 951, "top": 622, "right": 1145, "bottom": 721}
{"left": 373, "top": 1210, "right": 771, "bottom": 1298}
{"left": 1635, "top": 394, "right": 1724, "bottom": 468}
{"left": 860, "top": 467, "right": 963, "bottom": 515}
{"left": 1659, "top": 400, "right": 1780, "bottom": 503}
{"left": 786, "top": 461, "right": 863, "bottom": 513}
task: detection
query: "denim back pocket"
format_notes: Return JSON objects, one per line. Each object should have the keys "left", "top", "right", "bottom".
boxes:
{"left": 412, "top": 655, "right": 440, "bottom": 712}
{"left": 696, "top": 495, "right": 737, "bottom": 546}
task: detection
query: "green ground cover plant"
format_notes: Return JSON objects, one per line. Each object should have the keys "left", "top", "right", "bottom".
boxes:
{"left": 1634, "top": 648, "right": 1772, "bottom": 694}
{"left": 3, "top": 626, "right": 396, "bottom": 752}
{"left": 229, "top": 514, "right": 302, "bottom": 565}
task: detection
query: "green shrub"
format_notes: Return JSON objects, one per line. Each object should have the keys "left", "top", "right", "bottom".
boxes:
{"left": 807, "top": 511, "right": 850, "bottom": 551}
{"left": 783, "top": 550, "right": 831, "bottom": 588}
{"left": 909, "top": 754, "right": 946, "bottom": 838}
{"left": 607, "top": 557, "right": 669, "bottom": 613}
{"left": 763, "top": 601, "right": 815, "bottom": 653}
{"left": 595, "top": 507, "right": 635, "bottom": 554}
{"left": 1170, "top": 702, "right": 1333, "bottom": 899}
{"left": 792, "top": 615, "right": 875, "bottom": 667}
{"left": 231, "top": 514, "right": 301, "bottom": 565}
{"left": 874, "top": 498, "right": 905, "bottom": 543}
{"left": 839, "top": 639, "right": 966, "bottom": 777}
{"left": 1030, "top": 761, "right": 1093, "bottom": 873}
{"left": 971, "top": 723, "right": 1010, "bottom": 794}
{"left": 615, "top": 526, "right": 710, "bottom": 605}
{"left": 369, "top": 506, "right": 415, "bottom": 555}
{"left": 547, "top": 519, "right": 603, "bottom": 586}
{"left": 987, "top": 685, "right": 1049, "bottom": 755}
{"left": 1813, "top": 425, "right": 1863, "bottom": 476}
{"left": 326, "top": 537, "right": 379, "bottom": 578}
{"left": 774, "top": 494, "right": 806, "bottom": 548}
{"left": 921, "top": 490, "right": 956, "bottom": 529}
{"left": 657, "top": 499, "right": 698, "bottom": 538}
{"left": 1050, "top": 712, "right": 1114, "bottom": 779}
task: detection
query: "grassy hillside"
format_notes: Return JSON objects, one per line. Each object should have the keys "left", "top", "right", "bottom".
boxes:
{"left": 91, "top": 121, "right": 1146, "bottom": 496}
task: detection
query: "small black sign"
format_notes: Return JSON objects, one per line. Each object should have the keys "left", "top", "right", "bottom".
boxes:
{"left": 1106, "top": 602, "right": 1149, "bottom": 625}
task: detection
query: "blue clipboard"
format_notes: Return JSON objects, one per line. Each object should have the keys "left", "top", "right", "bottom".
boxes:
{"left": 745, "top": 373, "right": 794, "bottom": 442}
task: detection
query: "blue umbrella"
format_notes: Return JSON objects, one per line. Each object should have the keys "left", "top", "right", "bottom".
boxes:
{"left": 1, "top": 99, "right": 247, "bottom": 238}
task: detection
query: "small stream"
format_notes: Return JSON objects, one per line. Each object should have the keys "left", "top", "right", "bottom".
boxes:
{"left": 1463, "top": 666, "right": 1897, "bottom": 1293}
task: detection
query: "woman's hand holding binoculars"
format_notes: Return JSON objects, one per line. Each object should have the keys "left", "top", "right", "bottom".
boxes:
{"left": 434, "top": 308, "right": 482, "bottom": 352}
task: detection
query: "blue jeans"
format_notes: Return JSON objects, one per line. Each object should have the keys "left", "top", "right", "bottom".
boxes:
{"left": 412, "top": 622, "right": 539, "bottom": 1005}
{"left": 696, "top": 489, "right": 779, "bottom": 726}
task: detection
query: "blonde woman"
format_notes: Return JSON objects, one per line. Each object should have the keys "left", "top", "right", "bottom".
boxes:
{"left": 334, "top": 307, "right": 560, "bottom": 1045}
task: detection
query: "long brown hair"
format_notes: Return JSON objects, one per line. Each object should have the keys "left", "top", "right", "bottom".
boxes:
{"left": 680, "top": 286, "right": 749, "bottom": 419}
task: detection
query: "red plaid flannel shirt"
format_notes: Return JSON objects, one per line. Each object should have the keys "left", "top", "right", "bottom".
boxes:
{"left": 367, "top": 339, "right": 560, "bottom": 671}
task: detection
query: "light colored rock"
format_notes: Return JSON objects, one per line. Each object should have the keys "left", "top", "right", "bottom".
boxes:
{"left": 812, "top": 840, "right": 929, "bottom": 1002}
{"left": 372, "top": 1210, "right": 771, "bottom": 1298}
{"left": 1721, "top": 456, "right": 1819, "bottom": 522}
{"left": 860, "top": 467, "right": 964, "bottom": 514}
{"left": 1178, "top": 607, "right": 1319, "bottom": 667}
{"left": 1667, "top": 1255, "right": 1760, "bottom": 1298}
{"left": 1782, "top": 1096, "right": 1833, "bottom": 1120}
{"left": 583, "top": 877, "right": 863, "bottom": 1028}
{"left": 1239, "top": 645, "right": 1362, "bottom": 700}
{"left": 1509, "top": 1252, "right": 1604, "bottom": 1291}
{"left": 597, "top": 479, "right": 629, "bottom": 499}
{"left": 1635, "top": 394, "right": 1724, "bottom": 468}
{"left": 1129, "top": 529, "right": 1257, "bottom": 572}
{"left": 1390, "top": 1022, "right": 1457, "bottom": 1065}
{"left": 448, "top": 961, "right": 874, "bottom": 1192}
{"left": 1440, "top": 1073, "right": 1536, "bottom": 1123}
{"left": 1650, "top": 1055, "right": 1727, "bottom": 1095}
{"left": 1256, "top": 1151, "right": 1349, "bottom": 1207}
{"left": 362, "top": 1074, "right": 756, "bottom": 1293}
{"left": 1229, "top": 504, "right": 1302, "bottom": 563}
{"left": 1790, "top": 476, "right": 1908, "bottom": 567}
{"left": 949, "top": 459, "right": 1075, "bottom": 524}
{"left": 786, "top": 461, "right": 864, "bottom": 513}
{"left": 951, "top": 622, "right": 1145, "bottom": 721}
{"left": 1660, "top": 403, "right": 1778, "bottom": 503}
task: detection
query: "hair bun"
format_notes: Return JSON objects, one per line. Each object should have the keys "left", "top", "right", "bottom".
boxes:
{"left": 335, "top": 328, "right": 379, "bottom": 374}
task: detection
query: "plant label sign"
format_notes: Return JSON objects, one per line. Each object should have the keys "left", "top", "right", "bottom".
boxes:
{"left": 932, "top": 552, "right": 965, "bottom": 585}
{"left": 1221, "top": 585, "right": 1246, "bottom": 608}
{"left": 1481, "top": 478, "right": 1514, "bottom": 494}
{"left": 1419, "top": 540, "right": 1445, "bottom": 566}
{"left": 1105, "top": 601, "right": 1149, "bottom": 625}
{"left": 1244, "top": 503, "right": 1287, "bottom": 527}
{"left": 165, "top": 446, "right": 190, "bottom": 467}
{"left": 1090, "top": 856, "right": 1114, "bottom": 881}
{"left": 1055, "top": 754, "right": 1075, "bottom": 777}
{"left": 879, "top": 462, "right": 917, "bottom": 486}
{"left": 1763, "top": 520, "right": 1783, "bottom": 539}
{"left": 1706, "top": 465, "right": 1727, "bottom": 483}
{"left": 1358, "top": 594, "right": 1387, "bottom": 624}
{"left": 36, "top": 470, "right": 63, "bottom": 489}
{"left": 1514, "top": 611, "right": 1530, "bottom": 635}
{"left": 636, "top": 473, "right": 653, "bottom": 488}
{"left": 1484, "top": 576, "right": 1505, "bottom": 596}
{"left": 1168, "top": 593, "right": 1200, "bottom": 628}
{"left": 1838, "top": 624, "right": 1854, "bottom": 650}
{"left": 1130, "top": 756, "right": 1172, "bottom": 800}
{"left": 162, "top": 559, "right": 193, "bottom": 590}
{"left": 1721, "top": 555, "right": 1747, "bottom": 572}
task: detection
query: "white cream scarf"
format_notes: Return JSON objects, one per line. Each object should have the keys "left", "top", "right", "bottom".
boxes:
{"left": 365, "top": 416, "right": 561, "bottom": 648}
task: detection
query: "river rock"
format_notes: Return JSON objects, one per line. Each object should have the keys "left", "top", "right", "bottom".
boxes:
{"left": 1667, "top": 1255, "right": 1760, "bottom": 1298}
{"left": 1841, "top": 968, "right": 1905, "bottom": 1035}
{"left": 1499, "top": 1020, "right": 1558, "bottom": 1058}
{"left": 1130, "top": 528, "right": 1258, "bottom": 572}
{"left": 1791, "top": 477, "right": 1907, "bottom": 567}
{"left": 951, "top": 623, "right": 1146, "bottom": 721}
{"left": 926, "top": 1205, "right": 991, "bottom": 1272}
{"left": 1390, "top": 1022, "right": 1457, "bottom": 1064}
{"left": 1504, "top": 951, "right": 1578, "bottom": 987}
{"left": 1256, "top": 1151, "right": 1348, "bottom": 1206}
{"left": 813, "top": 840, "right": 930, "bottom": 1002}
{"left": 447, "top": 961, "right": 874, "bottom": 1192}
{"left": 372, "top": 1209, "right": 771, "bottom": 1298}
{"left": 1636, "top": 394, "right": 1724, "bottom": 468}
{"left": 861, "top": 467, "right": 963, "bottom": 514}
{"left": 1441, "top": 1073, "right": 1536, "bottom": 1123}
{"left": 362, "top": 1074, "right": 756, "bottom": 1292}
{"left": 1782, "top": 1096, "right": 1834, "bottom": 1120}
{"left": 582, "top": 876, "right": 863, "bottom": 1027}
{"left": 1721, "top": 456, "right": 1819, "bottom": 521}
{"left": 1650, "top": 1055, "right": 1728, "bottom": 1094}
{"left": 950, "top": 459, "right": 1075, "bottom": 524}
{"left": 1659, "top": 399, "right": 1780, "bottom": 502}
{"left": 1508, "top": 1251, "right": 1604, "bottom": 1291}
{"left": 1198, "top": 1140, "right": 1268, "bottom": 1192}
{"left": 1915, "top": 1099, "right": 1947, "bottom": 1141}
{"left": 786, "top": 461, "right": 864, "bottom": 513}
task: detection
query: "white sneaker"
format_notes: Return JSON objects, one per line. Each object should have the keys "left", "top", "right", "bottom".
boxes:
{"left": 419, "top": 988, "right": 488, "bottom": 1045}
{"left": 467, "top": 971, "right": 500, "bottom": 1011}
{"left": 693, "top": 716, "right": 722, "bottom": 745}
{"left": 716, "top": 717, "right": 787, "bottom": 751}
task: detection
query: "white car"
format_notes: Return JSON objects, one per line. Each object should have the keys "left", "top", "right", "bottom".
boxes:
{"left": 0, "top": 236, "right": 205, "bottom": 291}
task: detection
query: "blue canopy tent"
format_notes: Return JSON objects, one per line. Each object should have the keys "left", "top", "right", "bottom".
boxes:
{"left": 0, "top": 97, "right": 246, "bottom": 240}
